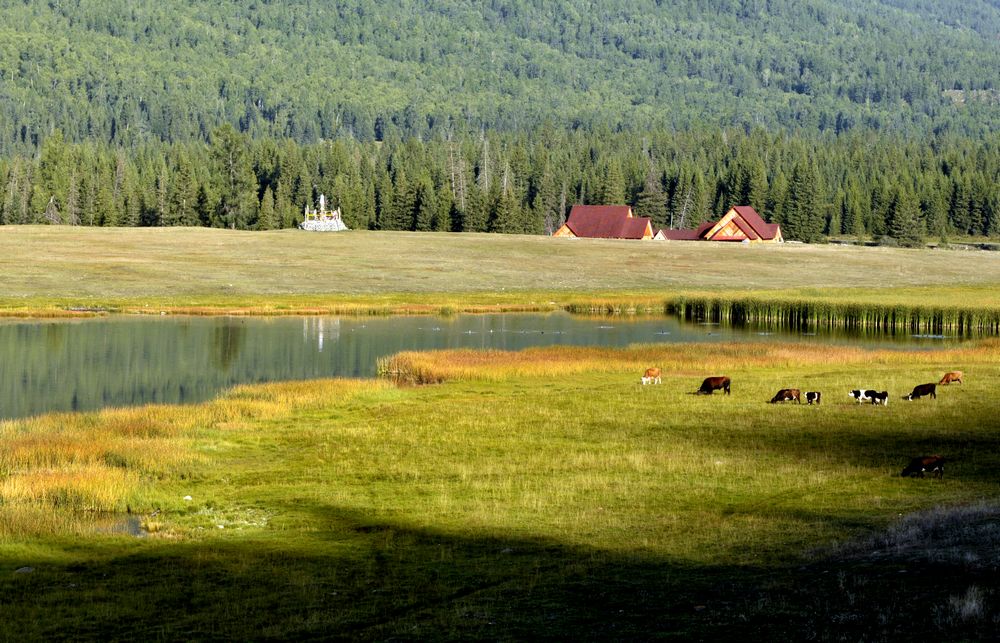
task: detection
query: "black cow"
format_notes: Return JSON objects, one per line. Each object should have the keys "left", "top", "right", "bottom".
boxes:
{"left": 868, "top": 391, "right": 889, "bottom": 406}
{"left": 904, "top": 383, "right": 936, "bottom": 401}
{"left": 804, "top": 391, "right": 821, "bottom": 405}
{"left": 900, "top": 455, "right": 945, "bottom": 478}
{"left": 770, "top": 388, "right": 801, "bottom": 403}
{"left": 698, "top": 376, "right": 731, "bottom": 395}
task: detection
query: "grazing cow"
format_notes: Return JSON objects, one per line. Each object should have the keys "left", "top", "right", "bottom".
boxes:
{"left": 698, "top": 376, "right": 731, "bottom": 395}
{"left": 904, "top": 383, "right": 936, "bottom": 401}
{"left": 770, "top": 388, "right": 801, "bottom": 404}
{"left": 804, "top": 391, "right": 822, "bottom": 405}
{"left": 900, "top": 455, "right": 945, "bottom": 478}
{"left": 849, "top": 389, "right": 872, "bottom": 404}
{"left": 641, "top": 367, "right": 661, "bottom": 385}
{"left": 868, "top": 391, "right": 889, "bottom": 406}
{"left": 939, "top": 371, "right": 963, "bottom": 385}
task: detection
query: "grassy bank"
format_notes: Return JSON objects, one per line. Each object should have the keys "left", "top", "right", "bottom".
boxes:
{"left": 2, "top": 341, "right": 999, "bottom": 638}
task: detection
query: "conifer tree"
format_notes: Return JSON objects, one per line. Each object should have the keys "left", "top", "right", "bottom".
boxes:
{"left": 257, "top": 186, "right": 277, "bottom": 230}
{"left": 634, "top": 165, "right": 668, "bottom": 228}
{"left": 211, "top": 124, "right": 257, "bottom": 229}
{"left": 887, "top": 186, "right": 924, "bottom": 247}
{"left": 785, "top": 160, "right": 823, "bottom": 242}
{"left": 599, "top": 159, "right": 626, "bottom": 204}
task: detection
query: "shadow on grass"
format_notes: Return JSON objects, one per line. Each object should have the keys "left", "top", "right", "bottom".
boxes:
{"left": 3, "top": 502, "right": 999, "bottom": 641}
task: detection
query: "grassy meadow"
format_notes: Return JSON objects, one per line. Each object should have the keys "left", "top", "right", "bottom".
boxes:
{"left": 2, "top": 226, "right": 1000, "bottom": 317}
{"left": 2, "top": 341, "right": 999, "bottom": 639}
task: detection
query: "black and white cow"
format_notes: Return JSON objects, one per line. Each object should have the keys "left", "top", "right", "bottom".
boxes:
{"left": 849, "top": 389, "right": 872, "bottom": 404}
{"left": 804, "top": 391, "right": 821, "bottom": 405}
{"left": 850, "top": 389, "right": 888, "bottom": 406}
{"left": 904, "top": 383, "right": 936, "bottom": 401}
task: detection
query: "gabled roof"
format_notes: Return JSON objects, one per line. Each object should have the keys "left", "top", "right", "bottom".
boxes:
{"left": 564, "top": 205, "right": 651, "bottom": 239}
{"left": 657, "top": 221, "right": 714, "bottom": 241}
{"left": 730, "top": 205, "right": 780, "bottom": 240}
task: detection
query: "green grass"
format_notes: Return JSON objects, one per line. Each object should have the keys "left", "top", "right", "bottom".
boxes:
{"left": 1, "top": 342, "right": 999, "bottom": 638}
{"left": 1, "top": 226, "right": 999, "bottom": 317}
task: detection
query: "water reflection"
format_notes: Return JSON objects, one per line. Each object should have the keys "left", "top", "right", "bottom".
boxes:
{"left": 0, "top": 312, "right": 971, "bottom": 420}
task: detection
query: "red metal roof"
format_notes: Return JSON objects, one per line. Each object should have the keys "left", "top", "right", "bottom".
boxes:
{"left": 658, "top": 220, "right": 714, "bottom": 240}
{"left": 565, "top": 205, "right": 651, "bottom": 239}
{"left": 731, "top": 205, "right": 780, "bottom": 240}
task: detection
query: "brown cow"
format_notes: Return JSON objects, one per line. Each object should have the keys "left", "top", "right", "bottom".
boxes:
{"left": 641, "top": 367, "right": 661, "bottom": 385}
{"left": 900, "top": 455, "right": 945, "bottom": 478}
{"left": 939, "top": 371, "right": 963, "bottom": 385}
{"left": 698, "top": 376, "right": 731, "bottom": 395}
{"left": 770, "top": 388, "right": 801, "bottom": 404}
{"left": 904, "top": 383, "right": 936, "bottom": 401}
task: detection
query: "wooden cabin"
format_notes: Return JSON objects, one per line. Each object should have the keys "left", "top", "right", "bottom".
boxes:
{"left": 656, "top": 206, "right": 782, "bottom": 243}
{"left": 553, "top": 205, "right": 654, "bottom": 240}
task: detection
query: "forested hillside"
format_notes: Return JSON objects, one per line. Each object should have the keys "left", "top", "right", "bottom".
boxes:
{"left": 1, "top": 0, "right": 999, "bottom": 151}
{"left": 1, "top": 0, "right": 999, "bottom": 242}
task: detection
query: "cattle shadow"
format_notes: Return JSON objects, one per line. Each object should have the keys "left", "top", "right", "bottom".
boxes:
{"left": 2, "top": 501, "right": 999, "bottom": 641}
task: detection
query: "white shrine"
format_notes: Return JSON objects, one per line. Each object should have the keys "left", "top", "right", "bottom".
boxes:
{"left": 299, "top": 194, "right": 349, "bottom": 232}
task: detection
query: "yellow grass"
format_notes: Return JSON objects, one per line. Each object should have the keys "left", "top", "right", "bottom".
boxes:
{"left": 0, "top": 378, "right": 389, "bottom": 531}
{"left": 380, "top": 339, "right": 1000, "bottom": 384}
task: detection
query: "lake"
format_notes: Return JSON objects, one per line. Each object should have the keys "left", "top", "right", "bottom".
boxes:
{"left": 0, "top": 312, "right": 969, "bottom": 420}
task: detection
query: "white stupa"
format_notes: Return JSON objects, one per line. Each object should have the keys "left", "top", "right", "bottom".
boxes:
{"left": 299, "top": 194, "right": 348, "bottom": 231}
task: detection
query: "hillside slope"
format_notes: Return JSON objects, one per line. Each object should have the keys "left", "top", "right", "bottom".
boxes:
{"left": 1, "top": 0, "right": 999, "bottom": 150}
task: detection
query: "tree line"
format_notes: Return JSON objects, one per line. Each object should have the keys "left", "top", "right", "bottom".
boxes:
{"left": 2, "top": 126, "right": 997, "bottom": 245}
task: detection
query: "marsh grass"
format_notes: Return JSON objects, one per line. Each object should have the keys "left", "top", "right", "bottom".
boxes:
{"left": 1, "top": 342, "right": 999, "bottom": 638}
{"left": 0, "top": 379, "right": 388, "bottom": 530}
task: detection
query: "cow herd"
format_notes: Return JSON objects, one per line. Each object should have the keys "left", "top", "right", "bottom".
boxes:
{"left": 640, "top": 369, "right": 966, "bottom": 478}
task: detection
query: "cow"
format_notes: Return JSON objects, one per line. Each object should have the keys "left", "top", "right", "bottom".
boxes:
{"left": 849, "top": 389, "right": 888, "bottom": 405}
{"left": 900, "top": 455, "right": 945, "bottom": 478}
{"left": 698, "top": 376, "right": 731, "bottom": 395}
{"left": 904, "top": 383, "right": 936, "bottom": 401}
{"left": 641, "top": 367, "right": 661, "bottom": 385}
{"left": 868, "top": 391, "right": 890, "bottom": 406}
{"left": 804, "top": 391, "right": 822, "bottom": 405}
{"left": 770, "top": 388, "right": 801, "bottom": 404}
{"left": 939, "top": 371, "right": 963, "bottom": 385}
{"left": 849, "top": 389, "right": 872, "bottom": 404}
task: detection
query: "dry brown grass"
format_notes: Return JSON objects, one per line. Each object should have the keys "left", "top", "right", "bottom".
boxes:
{"left": 1, "top": 226, "right": 998, "bottom": 308}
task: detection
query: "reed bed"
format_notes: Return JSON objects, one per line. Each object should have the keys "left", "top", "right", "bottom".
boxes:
{"left": 379, "top": 339, "right": 999, "bottom": 385}
{"left": 667, "top": 295, "right": 1000, "bottom": 336}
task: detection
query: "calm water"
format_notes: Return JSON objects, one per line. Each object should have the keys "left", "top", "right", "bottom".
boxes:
{"left": 0, "top": 312, "right": 967, "bottom": 420}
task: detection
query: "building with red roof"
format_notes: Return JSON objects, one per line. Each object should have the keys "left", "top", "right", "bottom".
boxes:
{"left": 553, "top": 205, "right": 654, "bottom": 240}
{"left": 654, "top": 206, "right": 782, "bottom": 243}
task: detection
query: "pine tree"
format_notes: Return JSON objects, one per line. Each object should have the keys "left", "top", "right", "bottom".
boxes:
{"left": 166, "top": 154, "right": 199, "bottom": 226}
{"left": 257, "top": 186, "right": 277, "bottom": 230}
{"left": 887, "top": 186, "right": 924, "bottom": 247}
{"left": 532, "top": 162, "right": 561, "bottom": 235}
{"left": 412, "top": 175, "right": 436, "bottom": 231}
{"left": 765, "top": 171, "right": 788, "bottom": 224}
{"left": 211, "top": 124, "right": 257, "bottom": 229}
{"left": 785, "top": 160, "right": 823, "bottom": 242}
{"left": 634, "top": 165, "right": 668, "bottom": 229}
{"left": 599, "top": 159, "right": 626, "bottom": 204}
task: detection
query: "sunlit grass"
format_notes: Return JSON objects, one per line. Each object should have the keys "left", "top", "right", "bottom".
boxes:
{"left": 0, "top": 227, "right": 998, "bottom": 318}
{"left": 0, "top": 341, "right": 998, "bottom": 637}
{"left": 0, "top": 379, "right": 389, "bottom": 532}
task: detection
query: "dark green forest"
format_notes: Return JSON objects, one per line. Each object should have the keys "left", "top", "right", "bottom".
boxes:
{"left": 1, "top": 0, "right": 999, "bottom": 241}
